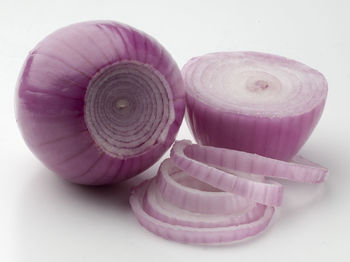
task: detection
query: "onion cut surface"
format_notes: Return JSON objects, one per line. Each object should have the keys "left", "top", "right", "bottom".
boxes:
{"left": 15, "top": 21, "right": 185, "bottom": 185}
{"left": 183, "top": 52, "right": 328, "bottom": 161}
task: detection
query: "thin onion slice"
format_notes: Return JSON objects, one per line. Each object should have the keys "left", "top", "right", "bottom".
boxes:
{"left": 155, "top": 158, "right": 256, "bottom": 214}
{"left": 183, "top": 52, "right": 328, "bottom": 161}
{"left": 130, "top": 180, "right": 275, "bottom": 245}
{"left": 171, "top": 140, "right": 284, "bottom": 206}
{"left": 172, "top": 140, "right": 328, "bottom": 183}
{"left": 144, "top": 180, "right": 267, "bottom": 228}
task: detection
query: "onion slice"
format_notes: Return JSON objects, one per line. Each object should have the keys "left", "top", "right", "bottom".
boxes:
{"left": 183, "top": 52, "right": 328, "bottom": 161}
{"left": 129, "top": 51, "right": 328, "bottom": 245}
{"left": 172, "top": 140, "right": 328, "bottom": 183}
{"left": 144, "top": 180, "right": 268, "bottom": 228}
{"left": 170, "top": 140, "right": 328, "bottom": 206}
{"left": 155, "top": 159, "right": 256, "bottom": 214}
{"left": 130, "top": 180, "right": 275, "bottom": 245}
{"left": 171, "top": 140, "right": 284, "bottom": 206}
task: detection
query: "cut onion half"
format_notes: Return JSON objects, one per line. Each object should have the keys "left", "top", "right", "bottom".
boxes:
{"left": 183, "top": 52, "right": 328, "bottom": 161}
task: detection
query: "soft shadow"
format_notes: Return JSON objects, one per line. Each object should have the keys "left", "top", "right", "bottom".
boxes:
{"left": 276, "top": 180, "right": 326, "bottom": 222}
{"left": 14, "top": 166, "right": 156, "bottom": 262}
{"left": 197, "top": 181, "right": 327, "bottom": 250}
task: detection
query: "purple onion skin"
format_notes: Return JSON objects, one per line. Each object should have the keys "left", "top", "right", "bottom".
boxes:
{"left": 185, "top": 94, "right": 325, "bottom": 161}
{"left": 15, "top": 21, "right": 185, "bottom": 185}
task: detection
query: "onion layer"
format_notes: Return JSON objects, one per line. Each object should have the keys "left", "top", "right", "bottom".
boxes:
{"left": 171, "top": 140, "right": 284, "bottom": 206}
{"left": 130, "top": 163, "right": 274, "bottom": 245}
{"left": 155, "top": 159, "right": 256, "bottom": 214}
{"left": 130, "top": 140, "right": 327, "bottom": 245}
{"left": 144, "top": 179, "right": 267, "bottom": 228}
{"left": 170, "top": 140, "right": 327, "bottom": 205}
{"left": 15, "top": 21, "right": 185, "bottom": 185}
{"left": 183, "top": 52, "right": 328, "bottom": 161}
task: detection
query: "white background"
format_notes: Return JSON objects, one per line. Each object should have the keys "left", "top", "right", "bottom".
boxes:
{"left": 1, "top": 0, "right": 350, "bottom": 261}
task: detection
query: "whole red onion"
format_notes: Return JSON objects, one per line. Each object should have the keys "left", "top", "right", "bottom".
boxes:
{"left": 15, "top": 21, "right": 185, "bottom": 185}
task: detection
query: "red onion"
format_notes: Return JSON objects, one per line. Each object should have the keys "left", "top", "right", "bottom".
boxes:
{"left": 155, "top": 159, "right": 259, "bottom": 215}
{"left": 183, "top": 52, "right": 328, "bottom": 161}
{"left": 171, "top": 140, "right": 327, "bottom": 205}
{"left": 172, "top": 140, "right": 283, "bottom": 206}
{"left": 145, "top": 178, "right": 267, "bottom": 228}
{"left": 130, "top": 140, "right": 327, "bottom": 244}
{"left": 171, "top": 140, "right": 327, "bottom": 184}
{"left": 129, "top": 53, "right": 328, "bottom": 245}
{"left": 15, "top": 21, "right": 185, "bottom": 185}
{"left": 130, "top": 171, "right": 274, "bottom": 245}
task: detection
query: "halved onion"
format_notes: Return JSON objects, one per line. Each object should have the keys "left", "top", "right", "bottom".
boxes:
{"left": 183, "top": 52, "right": 328, "bottom": 161}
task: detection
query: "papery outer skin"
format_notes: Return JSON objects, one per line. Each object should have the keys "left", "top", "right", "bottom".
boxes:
{"left": 130, "top": 180, "right": 275, "bottom": 245}
{"left": 183, "top": 52, "right": 328, "bottom": 161}
{"left": 15, "top": 21, "right": 185, "bottom": 185}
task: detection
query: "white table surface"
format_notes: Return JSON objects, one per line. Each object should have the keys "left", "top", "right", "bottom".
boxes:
{"left": 1, "top": 0, "right": 349, "bottom": 261}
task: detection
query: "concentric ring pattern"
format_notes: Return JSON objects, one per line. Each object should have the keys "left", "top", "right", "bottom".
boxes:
{"left": 182, "top": 52, "right": 327, "bottom": 160}
{"left": 85, "top": 61, "right": 174, "bottom": 157}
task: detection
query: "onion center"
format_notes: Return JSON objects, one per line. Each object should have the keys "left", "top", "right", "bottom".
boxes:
{"left": 84, "top": 61, "right": 174, "bottom": 158}
{"left": 248, "top": 80, "right": 269, "bottom": 91}
{"left": 243, "top": 71, "right": 282, "bottom": 101}
{"left": 115, "top": 98, "right": 129, "bottom": 110}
